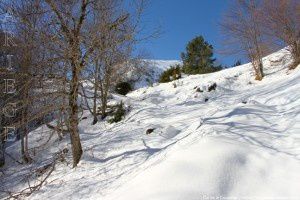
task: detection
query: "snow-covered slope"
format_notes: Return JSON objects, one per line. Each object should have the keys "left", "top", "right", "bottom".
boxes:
{"left": 1, "top": 49, "right": 300, "bottom": 200}
{"left": 106, "top": 49, "right": 300, "bottom": 200}
{"left": 131, "top": 60, "right": 182, "bottom": 89}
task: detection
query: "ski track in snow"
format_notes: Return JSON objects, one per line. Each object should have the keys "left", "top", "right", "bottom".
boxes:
{"left": 1, "top": 49, "right": 300, "bottom": 200}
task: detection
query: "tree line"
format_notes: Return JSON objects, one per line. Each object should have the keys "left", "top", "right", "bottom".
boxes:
{"left": 0, "top": 0, "right": 146, "bottom": 169}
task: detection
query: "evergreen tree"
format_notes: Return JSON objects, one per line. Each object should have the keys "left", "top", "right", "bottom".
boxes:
{"left": 181, "top": 36, "right": 220, "bottom": 74}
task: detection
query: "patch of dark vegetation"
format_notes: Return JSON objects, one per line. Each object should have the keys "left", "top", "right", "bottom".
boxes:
{"left": 115, "top": 82, "right": 132, "bottom": 95}
{"left": 208, "top": 83, "right": 217, "bottom": 92}
{"left": 159, "top": 65, "right": 182, "bottom": 83}
{"left": 108, "top": 101, "right": 126, "bottom": 124}
{"left": 181, "top": 36, "right": 223, "bottom": 75}
{"left": 146, "top": 128, "right": 155, "bottom": 135}
{"left": 195, "top": 87, "right": 203, "bottom": 93}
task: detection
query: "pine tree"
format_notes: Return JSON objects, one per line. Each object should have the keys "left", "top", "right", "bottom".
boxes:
{"left": 181, "top": 36, "right": 219, "bottom": 74}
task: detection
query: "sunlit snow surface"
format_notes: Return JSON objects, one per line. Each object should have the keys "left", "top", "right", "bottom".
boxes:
{"left": 1, "top": 49, "right": 300, "bottom": 200}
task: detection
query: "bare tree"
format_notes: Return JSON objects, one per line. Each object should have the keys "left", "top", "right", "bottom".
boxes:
{"left": 262, "top": 0, "right": 300, "bottom": 69}
{"left": 81, "top": 0, "right": 145, "bottom": 124}
{"left": 221, "top": 0, "right": 269, "bottom": 80}
{"left": 81, "top": 0, "right": 129, "bottom": 124}
{"left": 48, "top": 0, "right": 92, "bottom": 167}
{"left": 0, "top": 0, "right": 69, "bottom": 165}
{"left": 1, "top": 0, "right": 147, "bottom": 167}
{"left": 0, "top": 0, "right": 88, "bottom": 167}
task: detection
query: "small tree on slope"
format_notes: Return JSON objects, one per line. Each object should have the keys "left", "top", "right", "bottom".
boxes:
{"left": 181, "top": 36, "right": 221, "bottom": 75}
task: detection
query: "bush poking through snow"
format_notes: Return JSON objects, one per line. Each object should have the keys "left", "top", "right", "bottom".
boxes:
{"left": 146, "top": 128, "right": 155, "bottom": 135}
{"left": 196, "top": 87, "right": 203, "bottom": 93}
{"left": 159, "top": 65, "right": 182, "bottom": 83}
{"left": 173, "top": 82, "right": 177, "bottom": 88}
{"left": 208, "top": 83, "right": 217, "bottom": 92}
{"left": 115, "top": 82, "right": 132, "bottom": 95}
{"left": 108, "top": 102, "right": 126, "bottom": 123}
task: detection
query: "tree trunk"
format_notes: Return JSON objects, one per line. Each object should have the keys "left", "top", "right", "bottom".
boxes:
{"left": 101, "top": 101, "right": 107, "bottom": 120}
{"left": 101, "top": 68, "right": 111, "bottom": 120}
{"left": 56, "top": 113, "right": 63, "bottom": 141}
{"left": 290, "top": 41, "right": 300, "bottom": 69}
{"left": 21, "top": 75, "right": 32, "bottom": 163}
{"left": 23, "top": 107, "right": 31, "bottom": 163}
{"left": 92, "top": 60, "right": 99, "bottom": 125}
{"left": 100, "top": 88, "right": 108, "bottom": 120}
{"left": 252, "top": 52, "right": 264, "bottom": 81}
{"left": 0, "top": 113, "right": 4, "bottom": 167}
{"left": 99, "top": 80, "right": 107, "bottom": 120}
{"left": 254, "top": 61, "right": 264, "bottom": 81}
{"left": 0, "top": 118, "right": 5, "bottom": 167}
{"left": 69, "top": 63, "right": 83, "bottom": 167}
{"left": 257, "top": 60, "right": 264, "bottom": 80}
{"left": 20, "top": 130, "right": 26, "bottom": 162}
{"left": 0, "top": 141, "right": 4, "bottom": 167}
{"left": 92, "top": 82, "right": 98, "bottom": 125}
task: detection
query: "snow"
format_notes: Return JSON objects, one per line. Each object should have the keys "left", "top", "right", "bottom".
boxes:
{"left": 131, "top": 59, "right": 182, "bottom": 89}
{"left": 110, "top": 138, "right": 300, "bottom": 200}
{"left": 1, "top": 48, "right": 300, "bottom": 200}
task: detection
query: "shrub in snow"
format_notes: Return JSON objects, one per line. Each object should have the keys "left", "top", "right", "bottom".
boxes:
{"left": 208, "top": 83, "right": 217, "bottom": 92}
{"left": 115, "top": 82, "right": 132, "bottom": 95}
{"left": 195, "top": 87, "right": 203, "bottom": 93}
{"left": 146, "top": 128, "right": 155, "bottom": 135}
{"left": 159, "top": 65, "right": 182, "bottom": 83}
{"left": 108, "top": 101, "right": 126, "bottom": 123}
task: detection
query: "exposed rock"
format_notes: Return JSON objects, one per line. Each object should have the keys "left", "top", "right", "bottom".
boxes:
{"left": 146, "top": 128, "right": 155, "bottom": 135}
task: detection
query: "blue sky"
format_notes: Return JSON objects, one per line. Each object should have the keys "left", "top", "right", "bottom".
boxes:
{"left": 136, "top": 0, "right": 240, "bottom": 66}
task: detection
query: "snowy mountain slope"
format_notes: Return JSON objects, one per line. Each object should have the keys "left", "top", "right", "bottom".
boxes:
{"left": 1, "top": 49, "right": 299, "bottom": 200}
{"left": 130, "top": 60, "right": 182, "bottom": 89}
{"left": 104, "top": 49, "right": 300, "bottom": 200}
